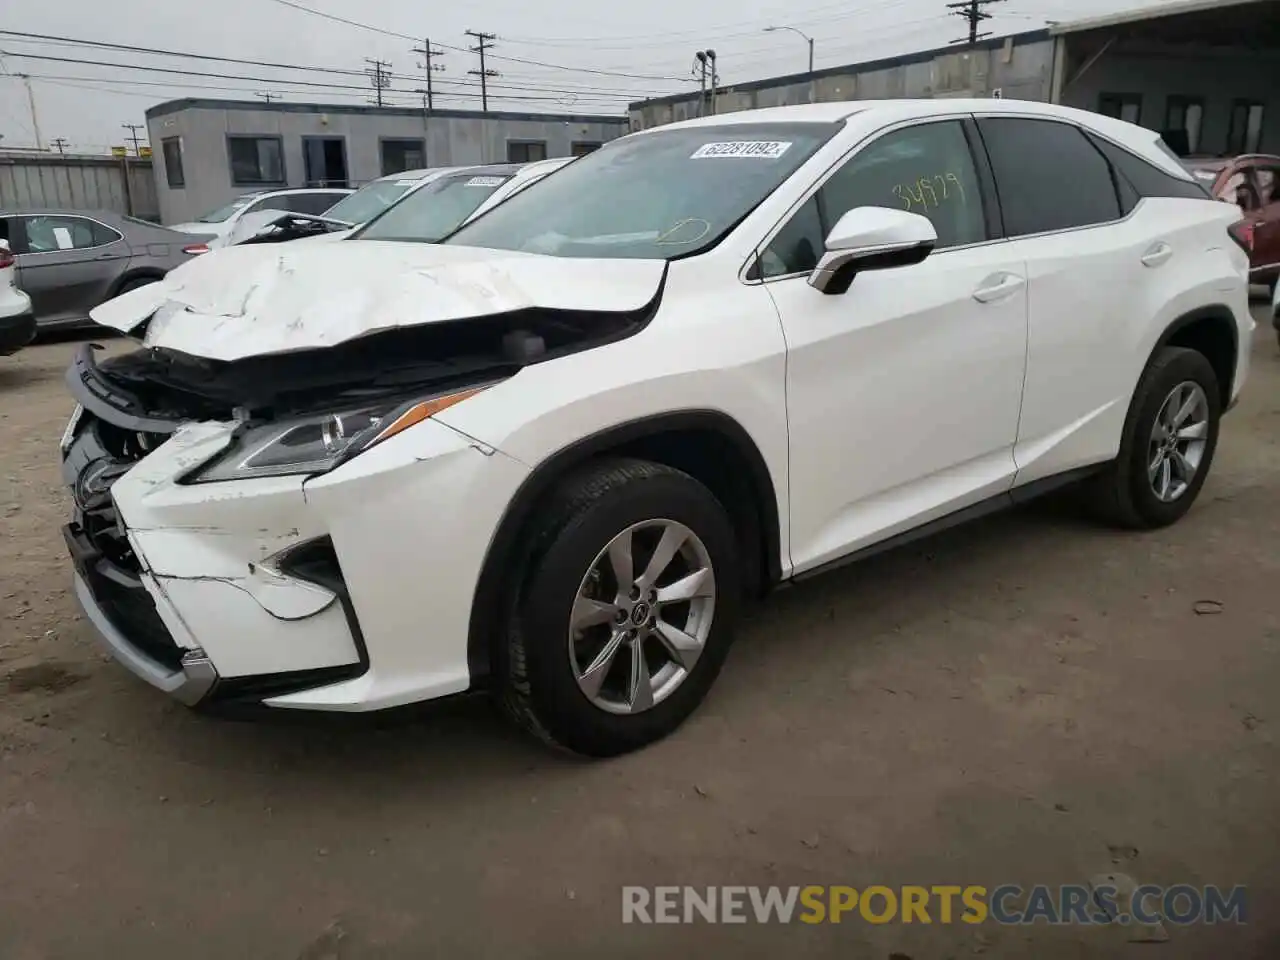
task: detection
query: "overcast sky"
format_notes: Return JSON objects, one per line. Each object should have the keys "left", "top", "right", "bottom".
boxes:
{"left": 1, "top": 0, "right": 1172, "bottom": 152}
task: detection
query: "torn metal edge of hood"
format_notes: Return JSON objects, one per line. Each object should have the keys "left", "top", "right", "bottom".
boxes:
{"left": 88, "top": 243, "right": 668, "bottom": 363}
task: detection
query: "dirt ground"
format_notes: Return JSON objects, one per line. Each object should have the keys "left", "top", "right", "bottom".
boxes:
{"left": 0, "top": 310, "right": 1278, "bottom": 959}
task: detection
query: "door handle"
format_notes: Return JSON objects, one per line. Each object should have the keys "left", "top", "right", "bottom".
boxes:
{"left": 1141, "top": 242, "right": 1173, "bottom": 268}
{"left": 972, "top": 273, "right": 1026, "bottom": 303}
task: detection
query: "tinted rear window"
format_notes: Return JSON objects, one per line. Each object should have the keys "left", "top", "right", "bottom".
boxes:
{"left": 978, "top": 118, "right": 1121, "bottom": 237}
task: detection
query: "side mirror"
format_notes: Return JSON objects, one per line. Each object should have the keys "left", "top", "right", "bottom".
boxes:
{"left": 808, "top": 207, "right": 937, "bottom": 295}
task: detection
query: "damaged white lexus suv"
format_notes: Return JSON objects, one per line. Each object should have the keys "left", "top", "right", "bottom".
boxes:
{"left": 63, "top": 100, "right": 1252, "bottom": 755}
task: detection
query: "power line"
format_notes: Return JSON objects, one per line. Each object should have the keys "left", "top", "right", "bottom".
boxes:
{"left": 258, "top": 0, "right": 688, "bottom": 81}
{"left": 465, "top": 30, "right": 498, "bottom": 113}
{"left": 0, "top": 29, "right": 368, "bottom": 77}
{"left": 256, "top": 91, "right": 280, "bottom": 102}
{"left": 25, "top": 74, "right": 635, "bottom": 106}
{"left": 2, "top": 42, "right": 676, "bottom": 100}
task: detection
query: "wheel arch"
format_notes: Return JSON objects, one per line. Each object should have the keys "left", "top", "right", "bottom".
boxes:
{"left": 107, "top": 266, "right": 167, "bottom": 300}
{"left": 1151, "top": 304, "right": 1238, "bottom": 408}
{"left": 467, "top": 410, "right": 783, "bottom": 686}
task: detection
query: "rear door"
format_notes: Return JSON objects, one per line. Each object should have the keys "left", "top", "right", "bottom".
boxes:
{"left": 14, "top": 215, "right": 129, "bottom": 325}
{"left": 974, "top": 115, "right": 1155, "bottom": 486}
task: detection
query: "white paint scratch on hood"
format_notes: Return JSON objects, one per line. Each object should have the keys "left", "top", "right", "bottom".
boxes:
{"left": 89, "top": 240, "right": 666, "bottom": 362}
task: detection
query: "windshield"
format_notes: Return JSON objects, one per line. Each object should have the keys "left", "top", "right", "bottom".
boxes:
{"left": 444, "top": 123, "right": 837, "bottom": 259}
{"left": 356, "top": 173, "right": 514, "bottom": 243}
{"left": 323, "top": 178, "right": 421, "bottom": 226}
{"left": 195, "top": 196, "right": 259, "bottom": 223}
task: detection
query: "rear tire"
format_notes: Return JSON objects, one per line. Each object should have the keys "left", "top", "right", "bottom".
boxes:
{"left": 499, "top": 458, "right": 741, "bottom": 757}
{"left": 1083, "top": 346, "right": 1221, "bottom": 529}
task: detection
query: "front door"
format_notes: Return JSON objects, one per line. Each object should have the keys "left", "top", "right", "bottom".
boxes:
{"left": 14, "top": 215, "right": 129, "bottom": 325}
{"left": 760, "top": 118, "right": 1028, "bottom": 573}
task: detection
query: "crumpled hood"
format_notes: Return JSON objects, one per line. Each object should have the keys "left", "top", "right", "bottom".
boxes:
{"left": 89, "top": 240, "right": 666, "bottom": 362}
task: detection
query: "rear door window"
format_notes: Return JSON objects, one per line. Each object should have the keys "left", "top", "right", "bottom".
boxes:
{"left": 977, "top": 118, "right": 1121, "bottom": 237}
{"left": 20, "top": 215, "right": 115, "bottom": 253}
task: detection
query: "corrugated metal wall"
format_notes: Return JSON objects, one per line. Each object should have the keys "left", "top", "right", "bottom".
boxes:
{"left": 629, "top": 35, "right": 1058, "bottom": 130}
{"left": 0, "top": 155, "right": 159, "bottom": 220}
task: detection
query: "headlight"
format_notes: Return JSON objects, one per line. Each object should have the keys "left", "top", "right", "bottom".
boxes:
{"left": 187, "top": 386, "right": 486, "bottom": 483}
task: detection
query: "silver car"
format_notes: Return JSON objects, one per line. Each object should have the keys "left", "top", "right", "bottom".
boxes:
{"left": 0, "top": 209, "right": 205, "bottom": 331}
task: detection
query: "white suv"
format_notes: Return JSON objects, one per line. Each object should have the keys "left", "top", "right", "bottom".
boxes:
{"left": 66, "top": 100, "right": 1252, "bottom": 755}
{"left": 0, "top": 237, "right": 34, "bottom": 355}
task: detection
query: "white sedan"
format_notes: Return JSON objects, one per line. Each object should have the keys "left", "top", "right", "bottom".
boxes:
{"left": 65, "top": 98, "right": 1251, "bottom": 755}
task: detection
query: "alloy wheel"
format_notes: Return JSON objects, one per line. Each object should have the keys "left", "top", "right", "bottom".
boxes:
{"left": 567, "top": 519, "right": 717, "bottom": 715}
{"left": 1147, "top": 380, "right": 1210, "bottom": 503}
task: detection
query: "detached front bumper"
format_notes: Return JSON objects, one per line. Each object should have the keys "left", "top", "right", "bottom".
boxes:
{"left": 61, "top": 351, "right": 530, "bottom": 712}
{"left": 67, "top": 523, "right": 216, "bottom": 706}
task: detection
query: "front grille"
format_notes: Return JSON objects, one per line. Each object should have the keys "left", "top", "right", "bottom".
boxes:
{"left": 85, "top": 562, "right": 185, "bottom": 671}
{"left": 65, "top": 407, "right": 184, "bottom": 672}
{"left": 93, "top": 418, "right": 167, "bottom": 462}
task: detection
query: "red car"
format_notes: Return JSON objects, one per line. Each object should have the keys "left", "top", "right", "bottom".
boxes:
{"left": 1185, "top": 154, "right": 1280, "bottom": 294}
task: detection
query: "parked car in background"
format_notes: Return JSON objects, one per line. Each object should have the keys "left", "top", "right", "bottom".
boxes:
{"left": 321, "top": 168, "right": 465, "bottom": 228}
{"left": 214, "top": 168, "right": 464, "bottom": 250}
{"left": 1272, "top": 269, "right": 1280, "bottom": 345}
{"left": 353, "top": 161, "right": 563, "bottom": 244}
{"left": 170, "top": 187, "right": 353, "bottom": 247}
{"left": 225, "top": 160, "right": 575, "bottom": 250}
{"left": 70, "top": 99, "right": 1250, "bottom": 755}
{"left": 1186, "top": 154, "right": 1280, "bottom": 293}
{"left": 466, "top": 157, "right": 575, "bottom": 220}
{"left": 0, "top": 210, "right": 207, "bottom": 331}
{"left": 0, "top": 237, "right": 34, "bottom": 355}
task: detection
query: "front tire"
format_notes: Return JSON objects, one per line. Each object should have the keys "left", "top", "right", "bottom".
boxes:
{"left": 500, "top": 458, "right": 741, "bottom": 756}
{"left": 1085, "top": 346, "right": 1221, "bottom": 528}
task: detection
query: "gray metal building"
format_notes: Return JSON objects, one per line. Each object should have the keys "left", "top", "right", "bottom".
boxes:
{"left": 629, "top": 0, "right": 1279, "bottom": 158}
{"left": 145, "top": 99, "right": 629, "bottom": 225}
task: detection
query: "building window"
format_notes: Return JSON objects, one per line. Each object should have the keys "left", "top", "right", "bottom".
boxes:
{"left": 507, "top": 140, "right": 547, "bottom": 163}
{"left": 227, "top": 135, "right": 285, "bottom": 186}
{"left": 1163, "top": 96, "right": 1204, "bottom": 156}
{"left": 1098, "top": 93, "right": 1142, "bottom": 126}
{"left": 380, "top": 139, "right": 426, "bottom": 175}
{"left": 161, "top": 137, "right": 185, "bottom": 188}
{"left": 1226, "top": 100, "right": 1265, "bottom": 155}
{"left": 571, "top": 141, "right": 602, "bottom": 157}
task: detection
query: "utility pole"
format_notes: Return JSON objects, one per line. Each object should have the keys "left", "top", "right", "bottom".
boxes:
{"left": 50, "top": 137, "right": 68, "bottom": 154}
{"left": 122, "top": 123, "right": 145, "bottom": 157}
{"left": 17, "top": 75, "right": 42, "bottom": 149}
{"left": 694, "top": 52, "right": 708, "bottom": 117}
{"left": 256, "top": 92, "right": 280, "bottom": 103}
{"left": 947, "top": 0, "right": 1004, "bottom": 45}
{"left": 699, "top": 49, "right": 719, "bottom": 116}
{"left": 465, "top": 30, "right": 499, "bottom": 112}
{"left": 364, "top": 58, "right": 392, "bottom": 107}
{"left": 411, "top": 38, "right": 446, "bottom": 112}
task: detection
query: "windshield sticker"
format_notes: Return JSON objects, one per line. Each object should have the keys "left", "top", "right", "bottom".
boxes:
{"left": 465, "top": 176, "right": 506, "bottom": 187}
{"left": 394, "top": 180, "right": 419, "bottom": 186}
{"left": 690, "top": 140, "right": 792, "bottom": 160}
